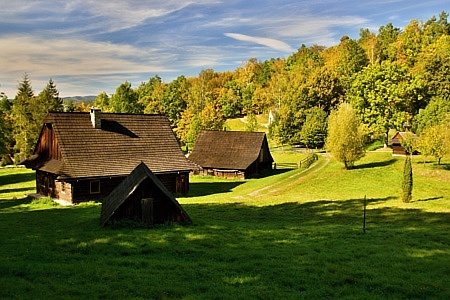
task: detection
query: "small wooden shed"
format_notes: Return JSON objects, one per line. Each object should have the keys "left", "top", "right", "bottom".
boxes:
{"left": 100, "top": 162, "right": 191, "bottom": 227}
{"left": 392, "top": 131, "right": 419, "bottom": 155}
{"left": 188, "top": 130, "right": 274, "bottom": 179}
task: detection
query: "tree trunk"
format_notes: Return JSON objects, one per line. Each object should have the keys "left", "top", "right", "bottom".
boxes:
{"left": 384, "top": 130, "right": 389, "bottom": 148}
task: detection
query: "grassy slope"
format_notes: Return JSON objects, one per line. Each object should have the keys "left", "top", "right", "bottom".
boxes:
{"left": 0, "top": 153, "right": 449, "bottom": 299}
{"left": 224, "top": 115, "right": 269, "bottom": 133}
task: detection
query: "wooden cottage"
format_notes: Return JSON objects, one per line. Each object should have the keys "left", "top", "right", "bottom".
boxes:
{"left": 188, "top": 130, "right": 274, "bottom": 179}
{"left": 100, "top": 162, "right": 191, "bottom": 227}
{"left": 21, "top": 109, "right": 195, "bottom": 203}
{"left": 392, "top": 131, "right": 419, "bottom": 155}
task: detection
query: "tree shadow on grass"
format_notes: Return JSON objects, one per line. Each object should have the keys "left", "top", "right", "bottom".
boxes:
{"left": 184, "top": 181, "right": 246, "bottom": 197}
{"left": 0, "top": 196, "right": 33, "bottom": 210}
{"left": 353, "top": 158, "right": 397, "bottom": 170}
{"left": 0, "top": 172, "right": 35, "bottom": 186}
{"left": 251, "top": 168, "right": 292, "bottom": 179}
{"left": 415, "top": 196, "right": 443, "bottom": 202}
{"left": 0, "top": 187, "right": 35, "bottom": 195}
{"left": 1, "top": 196, "right": 449, "bottom": 299}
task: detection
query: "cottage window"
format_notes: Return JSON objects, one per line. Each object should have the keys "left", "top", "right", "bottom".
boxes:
{"left": 61, "top": 182, "right": 66, "bottom": 194}
{"left": 90, "top": 180, "right": 100, "bottom": 194}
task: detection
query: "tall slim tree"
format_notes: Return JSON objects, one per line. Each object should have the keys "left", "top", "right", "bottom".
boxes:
{"left": 11, "top": 74, "right": 35, "bottom": 162}
{"left": 32, "top": 79, "right": 63, "bottom": 134}
{"left": 402, "top": 155, "right": 413, "bottom": 203}
{"left": 0, "top": 95, "right": 12, "bottom": 160}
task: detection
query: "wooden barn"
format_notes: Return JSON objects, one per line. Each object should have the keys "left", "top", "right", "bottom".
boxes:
{"left": 392, "top": 131, "right": 419, "bottom": 155}
{"left": 100, "top": 162, "right": 191, "bottom": 227}
{"left": 188, "top": 130, "right": 274, "bottom": 179}
{"left": 21, "top": 109, "right": 195, "bottom": 203}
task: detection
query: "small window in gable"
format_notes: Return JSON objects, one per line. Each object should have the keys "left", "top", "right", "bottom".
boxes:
{"left": 90, "top": 180, "right": 100, "bottom": 194}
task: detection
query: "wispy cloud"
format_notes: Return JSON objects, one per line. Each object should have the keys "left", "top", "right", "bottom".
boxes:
{"left": 0, "top": 0, "right": 445, "bottom": 97}
{"left": 225, "top": 33, "right": 295, "bottom": 53}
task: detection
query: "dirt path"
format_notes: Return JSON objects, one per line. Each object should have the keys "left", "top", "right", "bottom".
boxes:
{"left": 248, "top": 154, "right": 331, "bottom": 197}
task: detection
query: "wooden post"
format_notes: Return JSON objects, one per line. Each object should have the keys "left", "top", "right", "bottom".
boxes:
{"left": 363, "top": 195, "right": 367, "bottom": 233}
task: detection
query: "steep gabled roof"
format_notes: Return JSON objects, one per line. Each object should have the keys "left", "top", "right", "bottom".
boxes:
{"left": 100, "top": 162, "right": 191, "bottom": 227}
{"left": 392, "top": 131, "right": 418, "bottom": 144}
{"left": 188, "top": 130, "right": 273, "bottom": 170}
{"left": 22, "top": 112, "right": 194, "bottom": 179}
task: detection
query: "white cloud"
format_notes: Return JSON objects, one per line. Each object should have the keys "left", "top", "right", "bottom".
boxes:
{"left": 224, "top": 33, "right": 295, "bottom": 53}
{"left": 0, "top": 35, "right": 174, "bottom": 76}
{"left": 0, "top": 35, "right": 178, "bottom": 97}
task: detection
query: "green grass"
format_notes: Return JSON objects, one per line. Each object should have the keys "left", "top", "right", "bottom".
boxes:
{"left": 225, "top": 116, "right": 269, "bottom": 133}
{"left": 1, "top": 153, "right": 449, "bottom": 299}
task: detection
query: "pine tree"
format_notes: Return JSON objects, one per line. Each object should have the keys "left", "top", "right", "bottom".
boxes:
{"left": 38, "top": 78, "right": 63, "bottom": 113}
{"left": 11, "top": 74, "right": 35, "bottom": 162}
{"left": 402, "top": 155, "right": 413, "bottom": 203}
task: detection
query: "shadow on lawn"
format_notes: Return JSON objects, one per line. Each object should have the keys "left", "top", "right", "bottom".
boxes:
{"left": 353, "top": 158, "right": 397, "bottom": 170}
{"left": 0, "top": 187, "right": 35, "bottom": 195}
{"left": 1, "top": 196, "right": 449, "bottom": 298}
{"left": 0, "top": 171, "right": 35, "bottom": 186}
{"left": 185, "top": 181, "right": 246, "bottom": 197}
{"left": 0, "top": 196, "right": 33, "bottom": 210}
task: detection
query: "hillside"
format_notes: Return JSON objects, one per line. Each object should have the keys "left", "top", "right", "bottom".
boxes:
{"left": 0, "top": 152, "right": 449, "bottom": 299}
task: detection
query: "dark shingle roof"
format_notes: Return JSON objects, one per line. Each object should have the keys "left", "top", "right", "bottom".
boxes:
{"left": 22, "top": 112, "right": 194, "bottom": 179}
{"left": 188, "top": 130, "right": 272, "bottom": 170}
{"left": 100, "top": 162, "right": 191, "bottom": 227}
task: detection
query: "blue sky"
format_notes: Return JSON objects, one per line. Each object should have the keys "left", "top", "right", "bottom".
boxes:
{"left": 0, "top": 1, "right": 448, "bottom": 98}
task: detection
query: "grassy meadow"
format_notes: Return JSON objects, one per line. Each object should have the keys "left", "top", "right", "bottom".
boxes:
{"left": 1, "top": 152, "right": 449, "bottom": 299}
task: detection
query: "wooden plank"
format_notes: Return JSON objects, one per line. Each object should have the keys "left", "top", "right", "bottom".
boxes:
{"left": 141, "top": 198, "right": 154, "bottom": 227}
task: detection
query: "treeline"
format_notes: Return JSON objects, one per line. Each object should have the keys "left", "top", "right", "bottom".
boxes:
{"left": 91, "top": 12, "right": 450, "bottom": 148}
{"left": 1, "top": 12, "right": 450, "bottom": 164}
{"left": 0, "top": 75, "right": 92, "bottom": 164}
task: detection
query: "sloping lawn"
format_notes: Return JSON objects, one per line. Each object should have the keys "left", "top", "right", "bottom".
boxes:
{"left": 0, "top": 153, "right": 449, "bottom": 299}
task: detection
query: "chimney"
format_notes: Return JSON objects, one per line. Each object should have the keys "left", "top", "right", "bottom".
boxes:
{"left": 90, "top": 108, "right": 102, "bottom": 129}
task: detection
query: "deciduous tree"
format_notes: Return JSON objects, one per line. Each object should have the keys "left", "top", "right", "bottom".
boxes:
{"left": 325, "top": 103, "right": 365, "bottom": 169}
{"left": 109, "top": 81, "right": 142, "bottom": 113}
{"left": 300, "top": 107, "right": 328, "bottom": 149}
{"left": 348, "top": 60, "right": 426, "bottom": 146}
{"left": 416, "top": 122, "right": 450, "bottom": 165}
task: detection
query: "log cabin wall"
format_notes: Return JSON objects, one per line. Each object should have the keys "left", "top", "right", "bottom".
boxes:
{"left": 69, "top": 173, "right": 190, "bottom": 203}
{"left": 35, "top": 124, "right": 62, "bottom": 160}
{"left": 70, "top": 176, "right": 125, "bottom": 203}
{"left": 36, "top": 171, "right": 58, "bottom": 199}
{"left": 157, "top": 173, "right": 191, "bottom": 194}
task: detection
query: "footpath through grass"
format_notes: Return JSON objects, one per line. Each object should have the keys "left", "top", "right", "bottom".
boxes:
{"left": 0, "top": 153, "right": 449, "bottom": 299}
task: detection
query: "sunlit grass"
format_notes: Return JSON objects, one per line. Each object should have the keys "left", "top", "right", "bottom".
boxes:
{"left": 1, "top": 152, "right": 449, "bottom": 299}
{"left": 224, "top": 115, "right": 269, "bottom": 132}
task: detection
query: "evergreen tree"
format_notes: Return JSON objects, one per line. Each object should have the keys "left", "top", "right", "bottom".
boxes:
{"left": 11, "top": 74, "right": 35, "bottom": 162}
{"left": 0, "top": 95, "right": 12, "bottom": 159}
{"left": 38, "top": 78, "right": 63, "bottom": 113}
{"left": 31, "top": 79, "right": 63, "bottom": 139}
{"left": 402, "top": 155, "right": 413, "bottom": 203}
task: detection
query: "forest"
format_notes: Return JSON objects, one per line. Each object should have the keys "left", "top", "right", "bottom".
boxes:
{"left": 1, "top": 12, "right": 450, "bottom": 164}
